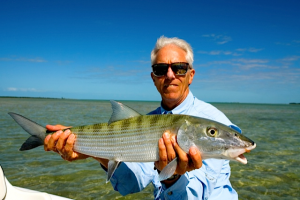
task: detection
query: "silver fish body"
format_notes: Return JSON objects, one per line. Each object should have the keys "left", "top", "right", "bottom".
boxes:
{"left": 73, "top": 114, "right": 254, "bottom": 163}
{"left": 8, "top": 100, "right": 256, "bottom": 181}
{"left": 73, "top": 114, "right": 175, "bottom": 162}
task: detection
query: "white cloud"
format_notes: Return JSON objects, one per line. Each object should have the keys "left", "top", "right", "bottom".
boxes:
{"left": 16, "top": 58, "right": 47, "bottom": 62}
{"left": 7, "top": 87, "right": 17, "bottom": 91}
{"left": 236, "top": 48, "right": 263, "bottom": 53}
{"left": 233, "top": 63, "right": 278, "bottom": 70}
{"left": 195, "top": 66, "right": 300, "bottom": 85}
{"left": 275, "top": 42, "right": 291, "bottom": 46}
{"left": 198, "top": 47, "right": 263, "bottom": 57}
{"left": 227, "top": 71, "right": 297, "bottom": 81}
{"left": 198, "top": 50, "right": 239, "bottom": 56}
{"left": 276, "top": 56, "right": 300, "bottom": 67}
{"left": 278, "top": 56, "right": 300, "bottom": 62}
{"left": 198, "top": 58, "right": 279, "bottom": 70}
{"left": 202, "top": 34, "right": 232, "bottom": 45}
{"left": 248, "top": 48, "right": 264, "bottom": 53}
{"left": 0, "top": 57, "right": 47, "bottom": 62}
{"left": 232, "top": 58, "right": 269, "bottom": 64}
{"left": 275, "top": 40, "right": 300, "bottom": 46}
{"left": 5, "top": 87, "right": 40, "bottom": 92}
{"left": 0, "top": 58, "right": 12, "bottom": 61}
{"left": 197, "top": 60, "right": 232, "bottom": 67}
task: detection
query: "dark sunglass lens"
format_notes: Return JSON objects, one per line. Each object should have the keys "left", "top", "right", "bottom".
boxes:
{"left": 176, "top": 69, "right": 187, "bottom": 75}
{"left": 171, "top": 63, "right": 188, "bottom": 75}
{"left": 153, "top": 64, "right": 168, "bottom": 76}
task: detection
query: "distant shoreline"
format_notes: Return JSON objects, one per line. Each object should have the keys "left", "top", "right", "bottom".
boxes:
{"left": 0, "top": 96, "right": 158, "bottom": 103}
{"left": 0, "top": 96, "right": 64, "bottom": 100}
{"left": 0, "top": 96, "right": 298, "bottom": 105}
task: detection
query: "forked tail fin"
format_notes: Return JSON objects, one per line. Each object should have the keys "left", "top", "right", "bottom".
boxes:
{"left": 8, "top": 112, "right": 47, "bottom": 151}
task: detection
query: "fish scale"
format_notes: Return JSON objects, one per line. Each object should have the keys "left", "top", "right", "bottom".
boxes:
{"left": 73, "top": 115, "right": 178, "bottom": 161}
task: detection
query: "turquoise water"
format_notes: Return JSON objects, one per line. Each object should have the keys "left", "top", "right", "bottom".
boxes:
{"left": 0, "top": 98, "right": 299, "bottom": 199}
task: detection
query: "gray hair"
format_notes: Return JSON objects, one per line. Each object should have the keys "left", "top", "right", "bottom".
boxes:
{"left": 151, "top": 36, "right": 194, "bottom": 69}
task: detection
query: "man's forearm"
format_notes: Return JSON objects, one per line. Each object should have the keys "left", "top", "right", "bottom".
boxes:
{"left": 93, "top": 157, "right": 109, "bottom": 169}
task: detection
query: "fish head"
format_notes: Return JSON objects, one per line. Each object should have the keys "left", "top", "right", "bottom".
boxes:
{"left": 177, "top": 117, "right": 256, "bottom": 164}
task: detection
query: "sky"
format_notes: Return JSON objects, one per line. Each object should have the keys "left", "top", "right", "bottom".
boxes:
{"left": 0, "top": 0, "right": 299, "bottom": 104}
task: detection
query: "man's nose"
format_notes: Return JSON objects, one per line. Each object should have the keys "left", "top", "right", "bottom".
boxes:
{"left": 166, "top": 66, "right": 175, "bottom": 79}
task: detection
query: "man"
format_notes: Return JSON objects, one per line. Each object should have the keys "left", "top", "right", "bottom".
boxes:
{"left": 45, "top": 36, "right": 239, "bottom": 199}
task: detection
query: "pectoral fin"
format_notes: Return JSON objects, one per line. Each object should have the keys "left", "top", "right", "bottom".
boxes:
{"left": 158, "top": 157, "right": 178, "bottom": 181}
{"left": 106, "top": 160, "right": 121, "bottom": 183}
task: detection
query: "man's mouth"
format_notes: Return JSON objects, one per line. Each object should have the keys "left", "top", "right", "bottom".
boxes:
{"left": 164, "top": 84, "right": 177, "bottom": 88}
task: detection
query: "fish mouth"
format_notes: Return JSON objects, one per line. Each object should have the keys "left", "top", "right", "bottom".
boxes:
{"left": 235, "top": 154, "right": 247, "bottom": 164}
{"left": 224, "top": 143, "right": 256, "bottom": 164}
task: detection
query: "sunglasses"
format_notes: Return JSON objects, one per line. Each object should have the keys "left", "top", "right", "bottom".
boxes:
{"left": 152, "top": 62, "right": 190, "bottom": 77}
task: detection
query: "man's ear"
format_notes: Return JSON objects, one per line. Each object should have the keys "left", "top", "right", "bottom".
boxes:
{"left": 188, "top": 69, "right": 195, "bottom": 85}
{"left": 151, "top": 72, "right": 155, "bottom": 83}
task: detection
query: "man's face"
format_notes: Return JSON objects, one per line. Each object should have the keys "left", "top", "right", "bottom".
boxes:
{"left": 151, "top": 44, "right": 195, "bottom": 109}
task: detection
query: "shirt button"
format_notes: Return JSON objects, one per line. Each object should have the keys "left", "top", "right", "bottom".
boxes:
{"left": 168, "top": 191, "right": 173, "bottom": 195}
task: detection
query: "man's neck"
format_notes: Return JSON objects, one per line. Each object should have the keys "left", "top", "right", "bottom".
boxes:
{"left": 161, "top": 90, "right": 190, "bottom": 110}
{"left": 161, "top": 102, "right": 176, "bottom": 111}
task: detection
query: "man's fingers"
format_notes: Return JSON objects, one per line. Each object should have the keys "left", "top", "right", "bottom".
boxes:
{"left": 163, "top": 132, "right": 176, "bottom": 162}
{"left": 56, "top": 129, "right": 71, "bottom": 151}
{"left": 44, "top": 128, "right": 88, "bottom": 161}
{"left": 171, "top": 137, "right": 188, "bottom": 175}
{"left": 189, "top": 146, "right": 202, "bottom": 169}
{"left": 46, "top": 124, "right": 71, "bottom": 131}
{"left": 46, "top": 130, "right": 63, "bottom": 151}
{"left": 157, "top": 138, "right": 168, "bottom": 170}
{"left": 45, "top": 125, "right": 58, "bottom": 131}
{"left": 64, "top": 134, "right": 76, "bottom": 159}
{"left": 44, "top": 134, "right": 52, "bottom": 151}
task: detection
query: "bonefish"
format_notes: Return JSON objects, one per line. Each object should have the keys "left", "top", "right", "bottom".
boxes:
{"left": 8, "top": 100, "right": 256, "bottom": 181}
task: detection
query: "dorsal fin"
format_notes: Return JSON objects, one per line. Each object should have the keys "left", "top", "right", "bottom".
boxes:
{"left": 108, "top": 100, "right": 141, "bottom": 125}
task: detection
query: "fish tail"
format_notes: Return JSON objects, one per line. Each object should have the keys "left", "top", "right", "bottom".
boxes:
{"left": 8, "top": 112, "right": 47, "bottom": 151}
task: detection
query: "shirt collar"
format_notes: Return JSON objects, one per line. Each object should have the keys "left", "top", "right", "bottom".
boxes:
{"left": 159, "top": 91, "right": 194, "bottom": 114}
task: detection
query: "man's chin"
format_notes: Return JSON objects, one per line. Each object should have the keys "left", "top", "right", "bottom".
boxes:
{"left": 162, "top": 93, "right": 181, "bottom": 102}
{"left": 161, "top": 89, "right": 189, "bottom": 104}
{"left": 162, "top": 86, "right": 179, "bottom": 94}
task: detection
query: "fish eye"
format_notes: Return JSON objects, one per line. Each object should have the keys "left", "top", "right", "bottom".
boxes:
{"left": 207, "top": 127, "right": 218, "bottom": 137}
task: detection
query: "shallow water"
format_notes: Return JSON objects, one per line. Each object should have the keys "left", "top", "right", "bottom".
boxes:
{"left": 0, "top": 98, "right": 299, "bottom": 199}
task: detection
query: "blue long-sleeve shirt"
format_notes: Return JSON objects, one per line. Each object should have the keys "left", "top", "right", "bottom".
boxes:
{"left": 106, "top": 91, "right": 239, "bottom": 200}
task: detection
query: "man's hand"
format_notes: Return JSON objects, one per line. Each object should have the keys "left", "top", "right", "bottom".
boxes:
{"left": 44, "top": 124, "right": 89, "bottom": 161}
{"left": 44, "top": 125, "right": 109, "bottom": 168}
{"left": 155, "top": 130, "right": 202, "bottom": 176}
